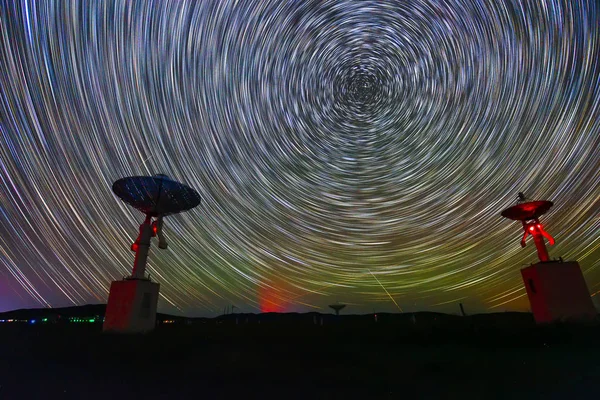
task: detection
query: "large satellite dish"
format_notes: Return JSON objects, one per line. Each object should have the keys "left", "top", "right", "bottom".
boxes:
{"left": 501, "top": 200, "right": 553, "bottom": 221}
{"left": 111, "top": 174, "right": 201, "bottom": 278}
{"left": 104, "top": 174, "right": 201, "bottom": 333}
{"left": 112, "top": 174, "right": 201, "bottom": 217}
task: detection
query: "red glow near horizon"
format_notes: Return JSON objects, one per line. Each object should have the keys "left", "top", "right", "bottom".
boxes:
{"left": 258, "top": 285, "right": 288, "bottom": 313}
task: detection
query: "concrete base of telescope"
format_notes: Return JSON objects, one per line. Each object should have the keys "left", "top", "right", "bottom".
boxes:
{"left": 521, "top": 261, "right": 597, "bottom": 324}
{"left": 103, "top": 279, "right": 159, "bottom": 333}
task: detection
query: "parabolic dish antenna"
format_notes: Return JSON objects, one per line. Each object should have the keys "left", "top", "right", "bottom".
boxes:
{"left": 329, "top": 304, "right": 346, "bottom": 316}
{"left": 112, "top": 174, "right": 201, "bottom": 217}
{"left": 501, "top": 200, "right": 553, "bottom": 221}
{"left": 111, "top": 174, "right": 201, "bottom": 279}
{"left": 501, "top": 196, "right": 555, "bottom": 262}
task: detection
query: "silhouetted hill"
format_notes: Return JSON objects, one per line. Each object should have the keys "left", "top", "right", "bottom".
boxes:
{"left": 0, "top": 304, "right": 536, "bottom": 330}
{"left": 0, "top": 304, "right": 182, "bottom": 321}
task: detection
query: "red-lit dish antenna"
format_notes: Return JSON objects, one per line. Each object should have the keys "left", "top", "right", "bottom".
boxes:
{"left": 501, "top": 200, "right": 553, "bottom": 220}
{"left": 501, "top": 195, "right": 555, "bottom": 262}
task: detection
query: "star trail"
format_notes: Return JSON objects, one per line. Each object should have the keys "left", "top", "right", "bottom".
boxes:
{"left": 0, "top": 0, "right": 599, "bottom": 316}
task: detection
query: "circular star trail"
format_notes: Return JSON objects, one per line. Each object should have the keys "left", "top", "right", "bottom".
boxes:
{"left": 1, "top": 0, "right": 599, "bottom": 315}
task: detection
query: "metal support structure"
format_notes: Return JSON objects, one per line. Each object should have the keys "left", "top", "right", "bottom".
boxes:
{"left": 519, "top": 219, "right": 554, "bottom": 263}
{"left": 131, "top": 216, "right": 153, "bottom": 279}
{"left": 532, "top": 232, "right": 550, "bottom": 262}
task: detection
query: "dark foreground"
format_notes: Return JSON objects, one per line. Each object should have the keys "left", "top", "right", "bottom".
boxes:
{"left": 1, "top": 313, "right": 599, "bottom": 399}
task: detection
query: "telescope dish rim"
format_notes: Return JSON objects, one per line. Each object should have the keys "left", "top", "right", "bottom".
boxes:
{"left": 501, "top": 200, "right": 553, "bottom": 221}
{"left": 112, "top": 175, "right": 201, "bottom": 217}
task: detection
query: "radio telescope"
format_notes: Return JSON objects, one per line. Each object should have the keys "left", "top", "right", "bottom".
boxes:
{"left": 501, "top": 197, "right": 555, "bottom": 262}
{"left": 329, "top": 304, "right": 346, "bottom": 316}
{"left": 103, "top": 174, "right": 201, "bottom": 333}
{"left": 500, "top": 193, "right": 595, "bottom": 323}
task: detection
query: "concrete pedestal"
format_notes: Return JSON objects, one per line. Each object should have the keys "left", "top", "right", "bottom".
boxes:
{"left": 103, "top": 279, "right": 159, "bottom": 333}
{"left": 521, "top": 261, "right": 597, "bottom": 323}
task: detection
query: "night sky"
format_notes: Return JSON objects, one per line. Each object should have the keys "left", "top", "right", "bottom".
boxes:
{"left": 1, "top": 0, "right": 599, "bottom": 316}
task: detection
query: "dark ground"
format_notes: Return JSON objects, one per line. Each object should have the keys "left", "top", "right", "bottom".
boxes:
{"left": 0, "top": 312, "right": 599, "bottom": 399}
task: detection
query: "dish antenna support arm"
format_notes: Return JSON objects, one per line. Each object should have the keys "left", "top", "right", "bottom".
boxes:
{"left": 520, "top": 219, "right": 554, "bottom": 262}
{"left": 131, "top": 216, "right": 152, "bottom": 279}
